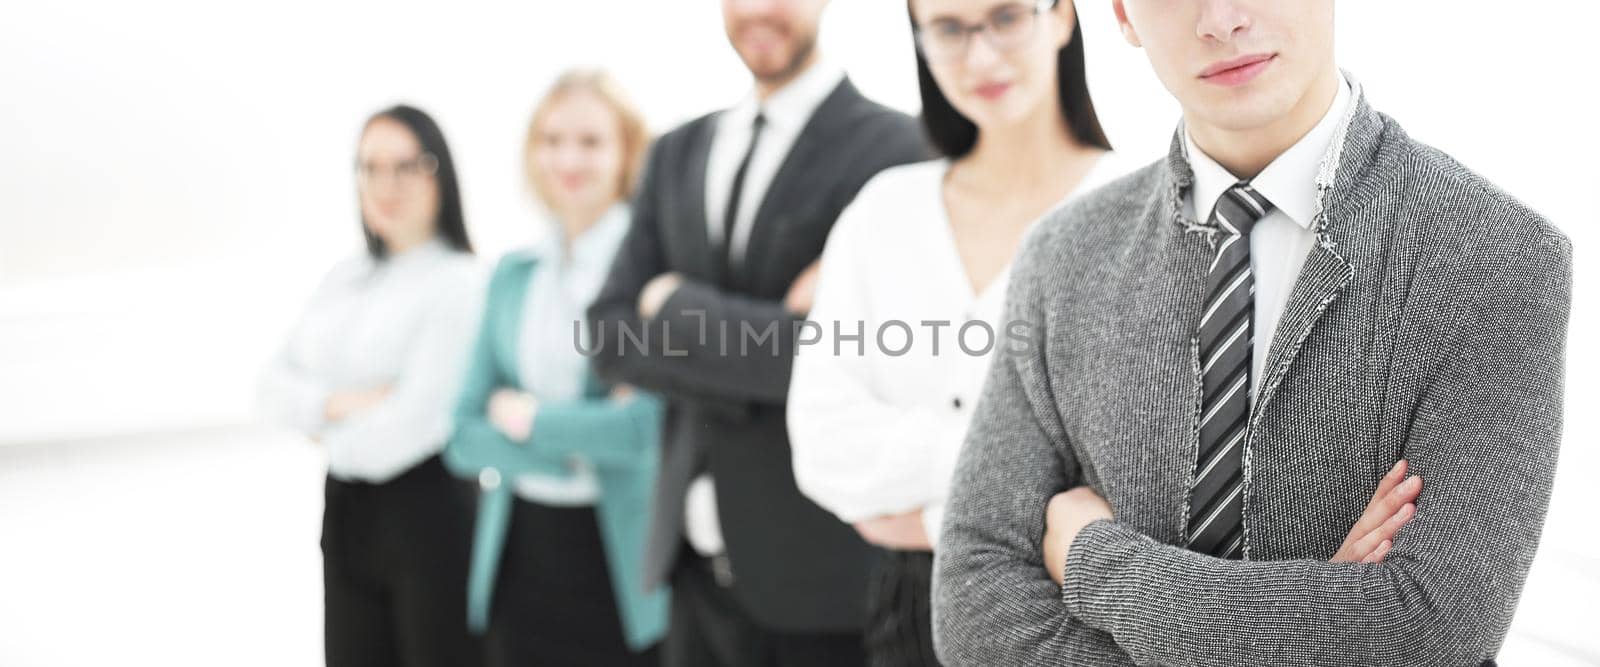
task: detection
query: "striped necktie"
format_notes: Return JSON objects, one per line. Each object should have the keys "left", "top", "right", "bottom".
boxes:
{"left": 1187, "top": 181, "right": 1273, "bottom": 559}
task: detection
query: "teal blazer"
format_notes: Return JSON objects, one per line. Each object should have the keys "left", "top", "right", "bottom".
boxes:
{"left": 442, "top": 251, "right": 667, "bottom": 651}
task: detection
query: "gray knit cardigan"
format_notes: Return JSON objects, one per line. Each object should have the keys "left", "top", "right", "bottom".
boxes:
{"left": 931, "top": 83, "right": 1573, "bottom": 666}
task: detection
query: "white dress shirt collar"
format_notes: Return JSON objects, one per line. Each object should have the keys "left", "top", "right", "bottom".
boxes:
{"left": 1186, "top": 72, "right": 1353, "bottom": 229}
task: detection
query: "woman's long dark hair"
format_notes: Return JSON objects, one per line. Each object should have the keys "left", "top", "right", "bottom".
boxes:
{"left": 910, "top": 0, "right": 1111, "bottom": 157}
{"left": 358, "top": 104, "right": 472, "bottom": 259}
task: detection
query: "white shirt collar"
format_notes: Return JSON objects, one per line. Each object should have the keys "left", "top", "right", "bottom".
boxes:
{"left": 377, "top": 235, "right": 452, "bottom": 270}
{"left": 1186, "top": 72, "right": 1353, "bottom": 229}
{"left": 725, "top": 58, "right": 846, "bottom": 134}
{"left": 530, "top": 203, "right": 631, "bottom": 269}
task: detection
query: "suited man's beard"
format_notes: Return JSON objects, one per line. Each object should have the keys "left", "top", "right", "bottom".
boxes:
{"left": 741, "top": 34, "right": 818, "bottom": 90}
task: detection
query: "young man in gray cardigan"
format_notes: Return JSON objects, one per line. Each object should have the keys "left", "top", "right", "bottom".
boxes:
{"left": 932, "top": 1, "right": 1572, "bottom": 665}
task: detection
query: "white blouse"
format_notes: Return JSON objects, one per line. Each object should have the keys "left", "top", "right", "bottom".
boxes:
{"left": 787, "top": 154, "right": 1132, "bottom": 543}
{"left": 257, "top": 238, "right": 482, "bottom": 483}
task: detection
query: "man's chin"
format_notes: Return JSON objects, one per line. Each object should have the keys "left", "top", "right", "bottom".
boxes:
{"left": 741, "top": 55, "right": 792, "bottom": 80}
{"left": 1185, "top": 92, "right": 1292, "bottom": 134}
{"left": 741, "top": 39, "right": 815, "bottom": 87}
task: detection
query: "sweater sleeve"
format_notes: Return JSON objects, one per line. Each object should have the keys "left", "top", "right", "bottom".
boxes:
{"left": 932, "top": 231, "right": 1129, "bottom": 665}
{"left": 1055, "top": 232, "right": 1571, "bottom": 666}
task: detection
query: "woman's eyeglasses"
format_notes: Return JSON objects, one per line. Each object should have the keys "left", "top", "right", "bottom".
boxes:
{"left": 355, "top": 153, "right": 439, "bottom": 188}
{"left": 914, "top": 0, "right": 1059, "bottom": 63}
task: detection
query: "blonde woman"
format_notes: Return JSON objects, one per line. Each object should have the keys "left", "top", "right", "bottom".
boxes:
{"left": 443, "top": 69, "right": 664, "bottom": 666}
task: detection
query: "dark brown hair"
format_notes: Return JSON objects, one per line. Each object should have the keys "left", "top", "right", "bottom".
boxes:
{"left": 358, "top": 104, "right": 472, "bottom": 259}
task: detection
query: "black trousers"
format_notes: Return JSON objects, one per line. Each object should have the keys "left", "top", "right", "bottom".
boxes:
{"left": 322, "top": 455, "right": 481, "bottom": 667}
{"left": 484, "top": 497, "right": 659, "bottom": 666}
{"left": 662, "top": 545, "right": 865, "bottom": 667}
{"left": 864, "top": 550, "right": 941, "bottom": 667}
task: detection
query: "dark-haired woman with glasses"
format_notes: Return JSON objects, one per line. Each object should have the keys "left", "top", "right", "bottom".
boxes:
{"left": 258, "top": 105, "right": 483, "bottom": 667}
{"left": 786, "top": 1, "right": 1130, "bottom": 664}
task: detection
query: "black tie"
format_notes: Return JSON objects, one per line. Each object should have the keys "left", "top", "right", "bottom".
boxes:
{"left": 1186, "top": 182, "right": 1273, "bottom": 559}
{"left": 721, "top": 112, "right": 766, "bottom": 279}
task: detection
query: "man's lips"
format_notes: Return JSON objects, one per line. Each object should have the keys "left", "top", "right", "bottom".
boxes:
{"left": 1198, "top": 53, "right": 1276, "bottom": 86}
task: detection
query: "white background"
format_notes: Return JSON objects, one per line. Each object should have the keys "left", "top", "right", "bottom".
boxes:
{"left": 1, "top": 1, "right": 1596, "bottom": 664}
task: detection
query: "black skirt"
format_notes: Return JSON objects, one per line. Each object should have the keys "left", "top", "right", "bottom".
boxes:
{"left": 484, "top": 496, "right": 658, "bottom": 667}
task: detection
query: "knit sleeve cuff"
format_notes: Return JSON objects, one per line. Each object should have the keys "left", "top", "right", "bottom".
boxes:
{"left": 1060, "top": 519, "right": 1152, "bottom": 624}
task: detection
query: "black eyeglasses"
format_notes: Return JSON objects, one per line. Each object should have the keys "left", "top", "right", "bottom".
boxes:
{"left": 914, "top": 0, "right": 1059, "bottom": 63}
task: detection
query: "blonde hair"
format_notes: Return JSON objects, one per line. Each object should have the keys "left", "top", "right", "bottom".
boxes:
{"left": 524, "top": 68, "right": 650, "bottom": 207}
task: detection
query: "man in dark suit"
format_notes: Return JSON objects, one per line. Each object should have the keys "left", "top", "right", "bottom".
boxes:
{"left": 587, "top": 1, "right": 927, "bottom": 664}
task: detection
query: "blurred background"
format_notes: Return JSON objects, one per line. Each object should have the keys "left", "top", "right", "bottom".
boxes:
{"left": 2, "top": 1, "right": 1596, "bottom": 664}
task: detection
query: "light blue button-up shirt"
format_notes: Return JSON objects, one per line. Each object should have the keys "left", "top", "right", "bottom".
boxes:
{"left": 511, "top": 204, "right": 631, "bottom": 504}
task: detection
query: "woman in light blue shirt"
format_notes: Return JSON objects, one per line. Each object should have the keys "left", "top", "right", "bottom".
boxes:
{"left": 259, "top": 104, "right": 482, "bottom": 667}
{"left": 443, "top": 69, "right": 665, "bottom": 666}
